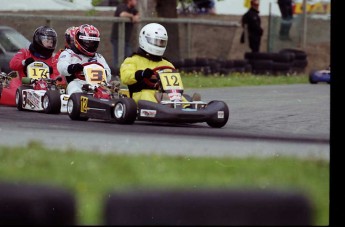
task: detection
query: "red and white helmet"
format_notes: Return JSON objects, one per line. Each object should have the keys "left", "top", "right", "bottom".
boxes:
{"left": 74, "top": 24, "right": 100, "bottom": 57}
{"left": 64, "top": 26, "right": 77, "bottom": 48}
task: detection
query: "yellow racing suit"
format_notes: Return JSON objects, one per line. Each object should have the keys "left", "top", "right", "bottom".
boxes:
{"left": 120, "top": 52, "right": 188, "bottom": 104}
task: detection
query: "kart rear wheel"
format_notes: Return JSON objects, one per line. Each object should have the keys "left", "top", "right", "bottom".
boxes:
{"left": 67, "top": 93, "right": 89, "bottom": 121}
{"left": 113, "top": 98, "right": 137, "bottom": 124}
{"left": 15, "top": 87, "right": 24, "bottom": 111}
{"left": 206, "top": 101, "right": 229, "bottom": 128}
{"left": 43, "top": 90, "right": 61, "bottom": 114}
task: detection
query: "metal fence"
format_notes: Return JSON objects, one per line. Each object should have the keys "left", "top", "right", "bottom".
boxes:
{"left": 267, "top": 14, "right": 330, "bottom": 53}
{"left": 0, "top": 13, "right": 240, "bottom": 69}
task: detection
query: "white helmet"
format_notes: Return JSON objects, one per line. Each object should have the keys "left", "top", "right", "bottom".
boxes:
{"left": 139, "top": 23, "right": 168, "bottom": 57}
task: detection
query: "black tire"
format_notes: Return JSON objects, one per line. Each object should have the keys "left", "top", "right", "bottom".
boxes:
{"left": 195, "top": 57, "right": 209, "bottom": 67}
{"left": 271, "top": 53, "right": 295, "bottom": 63}
{"left": 112, "top": 97, "right": 137, "bottom": 124}
{"left": 15, "top": 86, "right": 24, "bottom": 111}
{"left": 43, "top": 90, "right": 61, "bottom": 114}
{"left": 293, "top": 59, "right": 308, "bottom": 68}
{"left": 67, "top": 93, "right": 89, "bottom": 121}
{"left": 206, "top": 100, "right": 229, "bottom": 128}
{"left": 309, "top": 70, "right": 317, "bottom": 84}
{"left": 183, "top": 58, "right": 195, "bottom": 67}
{"left": 279, "top": 48, "right": 307, "bottom": 60}
{"left": 250, "top": 60, "right": 274, "bottom": 70}
{"left": 233, "top": 59, "right": 248, "bottom": 68}
{"left": 221, "top": 60, "right": 234, "bottom": 69}
{"left": 244, "top": 52, "right": 273, "bottom": 60}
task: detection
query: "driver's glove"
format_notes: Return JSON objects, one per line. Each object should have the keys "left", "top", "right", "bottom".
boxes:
{"left": 22, "top": 57, "right": 35, "bottom": 75}
{"left": 67, "top": 63, "right": 83, "bottom": 75}
{"left": 22, "top": 57, "right": 35, "bottom": 67}
{"left": 135, "top": 68, "right": 154, "bottom": 81}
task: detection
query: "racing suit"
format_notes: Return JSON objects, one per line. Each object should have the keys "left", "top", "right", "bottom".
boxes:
{"left": 57, "top": 47, "right": 112, "bottom": 95}
{"left": 120, "top": 49, "right": 188, "bottom": 104}
{"left": 0, "top": 47, "right": 59, "bottom": 106}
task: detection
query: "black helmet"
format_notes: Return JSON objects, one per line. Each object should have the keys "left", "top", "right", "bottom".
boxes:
{"left": 32, "top": 26, "right": 57, "bottom": 58}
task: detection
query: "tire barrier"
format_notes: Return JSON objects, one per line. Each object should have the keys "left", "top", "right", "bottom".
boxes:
{"left": 0, "top": 182, "right": 76, "bottom": 225}
{"left": 172, "top": 48, "right": 307, "bottom": 75}
{"left": 103, "top": 189, "right": 313, "bottom": 225}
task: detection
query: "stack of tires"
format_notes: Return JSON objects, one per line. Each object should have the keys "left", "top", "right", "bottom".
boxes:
{"left": 279, "top": 49, "right": 308, "bottom": 74}
{"left": 172, "top": 48, "right": 307, "bottom": 76}
{"left": 244, "top": 49, "right": 308, "bottom": 75}
{"left": 174, "top": 58, "right": 251, "bottom": 75}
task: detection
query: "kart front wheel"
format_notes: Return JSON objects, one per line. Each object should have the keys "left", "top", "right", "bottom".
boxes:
{"left": 113, "top": 98, "right": 137, "bottom": 124}
{"left": 15, "top": 87, "right": 24, "bottom": 111}
{"left": 206, "top": 101, "right": 230, "bottom": 128}
{"left": 43, "top": 90, "right": 61, "bottom": 114}
{"left": 67, "top": 93, "right": 89, "bottom": 121}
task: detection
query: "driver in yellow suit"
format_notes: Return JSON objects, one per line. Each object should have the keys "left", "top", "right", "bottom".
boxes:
{"left": 120, "top": 23, "right": 190, "bottom": 104}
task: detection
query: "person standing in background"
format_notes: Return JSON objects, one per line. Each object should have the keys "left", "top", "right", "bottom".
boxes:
{"left": 110, "top": 0, "right": 140, "bottom": 70}
{"left": 277, "top": 0, "right": 293, "bottom": 41}
{"left": 241, "top": 0, "right": 263, "bottom": 52}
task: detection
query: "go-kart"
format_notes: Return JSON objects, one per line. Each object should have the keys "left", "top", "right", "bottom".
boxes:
{"left": 136, "top": 66, "right": 229, "bottom": 128}
{"left": 15, "top": 61, "right": 68, "bottom": 113}
{"left": 67, "top": 62, "right": 137, "bottom": 124}
{"left": 0, "top": 71, "right": 17, "bottom": 99}
{"left": 309, "top": 67, "right": 331, "bottom": 84}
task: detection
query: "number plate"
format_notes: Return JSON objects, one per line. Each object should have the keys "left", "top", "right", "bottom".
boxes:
{"left": 80, "top": 96, "right": 88, "bottom": 113}
{"left": 160, "top": 72, "right": 184, "bottom": 90}
{"left": 27, "top": 62, "right": 50, "bottom": 79}
{"left": 84, "top": 64, "right": 107, "bottom": 85}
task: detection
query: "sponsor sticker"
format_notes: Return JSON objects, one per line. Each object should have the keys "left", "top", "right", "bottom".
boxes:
{"left": 140, "top": 109, "right": 157, "bottom": 118}
{"left": 217, "top": 111, "right": 224, "bottom": 119}
{"left": 33, "top": 63, "right": 44, "bottom": 67}
{"left": 27, "top": 92, "right": 40, "bottom": 108}
{"left": 80, "top": 96, "right": 88, "bottom": 113}
{"left": 168, "top": 92, "right": 182, "bottom": 102}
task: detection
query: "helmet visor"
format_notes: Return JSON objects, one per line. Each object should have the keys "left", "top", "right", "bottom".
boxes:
{"left": 146, "top": 36, "right": 167, "bottom": 48}
{"left": 40, "top": 35, "right": 57, "bottom": 49}
{"left": 79, "top": 35, "right": 100, "bottom": 52}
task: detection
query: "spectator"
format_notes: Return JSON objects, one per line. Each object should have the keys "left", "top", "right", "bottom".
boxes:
{"left": 277, "top": 0, "right": 293, "bottom": 41}
{"left": 193, "top": 0, "right": 216, "bottom": 14}
{"left": 241, "top": 0, "right": 263, "bottom": 53}
{"left": 110, "top": 0, "right": 140, "bottom": 70}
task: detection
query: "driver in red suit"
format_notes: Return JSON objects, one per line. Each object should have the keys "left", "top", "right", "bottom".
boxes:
{"left": 0, "top": 26, "right": 60, "bottom": 106}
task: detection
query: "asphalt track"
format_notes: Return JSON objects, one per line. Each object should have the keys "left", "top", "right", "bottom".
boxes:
{"left": 0, "top": 84, "right": 330, "bottom": 160}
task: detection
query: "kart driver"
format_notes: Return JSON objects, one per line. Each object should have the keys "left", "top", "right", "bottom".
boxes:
{"left": 57, "top": 24, "right": 112, "bottom": 95}
{"left": 0, "top": 26, "right": 59, "bottom": 106}
{"left": 120, "top": 23, "right": 197, "bottom": 104}
{"left": 54, "top": 26, "right": 77, "bottom": 62}
{"left": 9, "top": 25, "right": 59, "bottom": 80}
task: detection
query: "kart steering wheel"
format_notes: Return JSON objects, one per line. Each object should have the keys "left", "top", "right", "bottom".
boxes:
{"left": 143, "top": 66, "right": 176, "bottom": 89}
{"left": 81, "top": 62, "right": 104, "bottom": 68}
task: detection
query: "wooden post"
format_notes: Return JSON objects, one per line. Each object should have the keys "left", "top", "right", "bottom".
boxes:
{"left": 117, "top": 22, "right": 125, "bottom": 68}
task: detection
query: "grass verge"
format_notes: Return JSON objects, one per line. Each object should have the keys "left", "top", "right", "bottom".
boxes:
{"left": 0, "top": 142, "right": 328, "bottom": 225}
{"left": 181, "top": 72, "right": 309, "bottom": 88}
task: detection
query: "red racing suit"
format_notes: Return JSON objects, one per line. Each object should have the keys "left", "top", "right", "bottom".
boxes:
{"left": 0, "top": 48, "right": 60, "bottom": 106}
